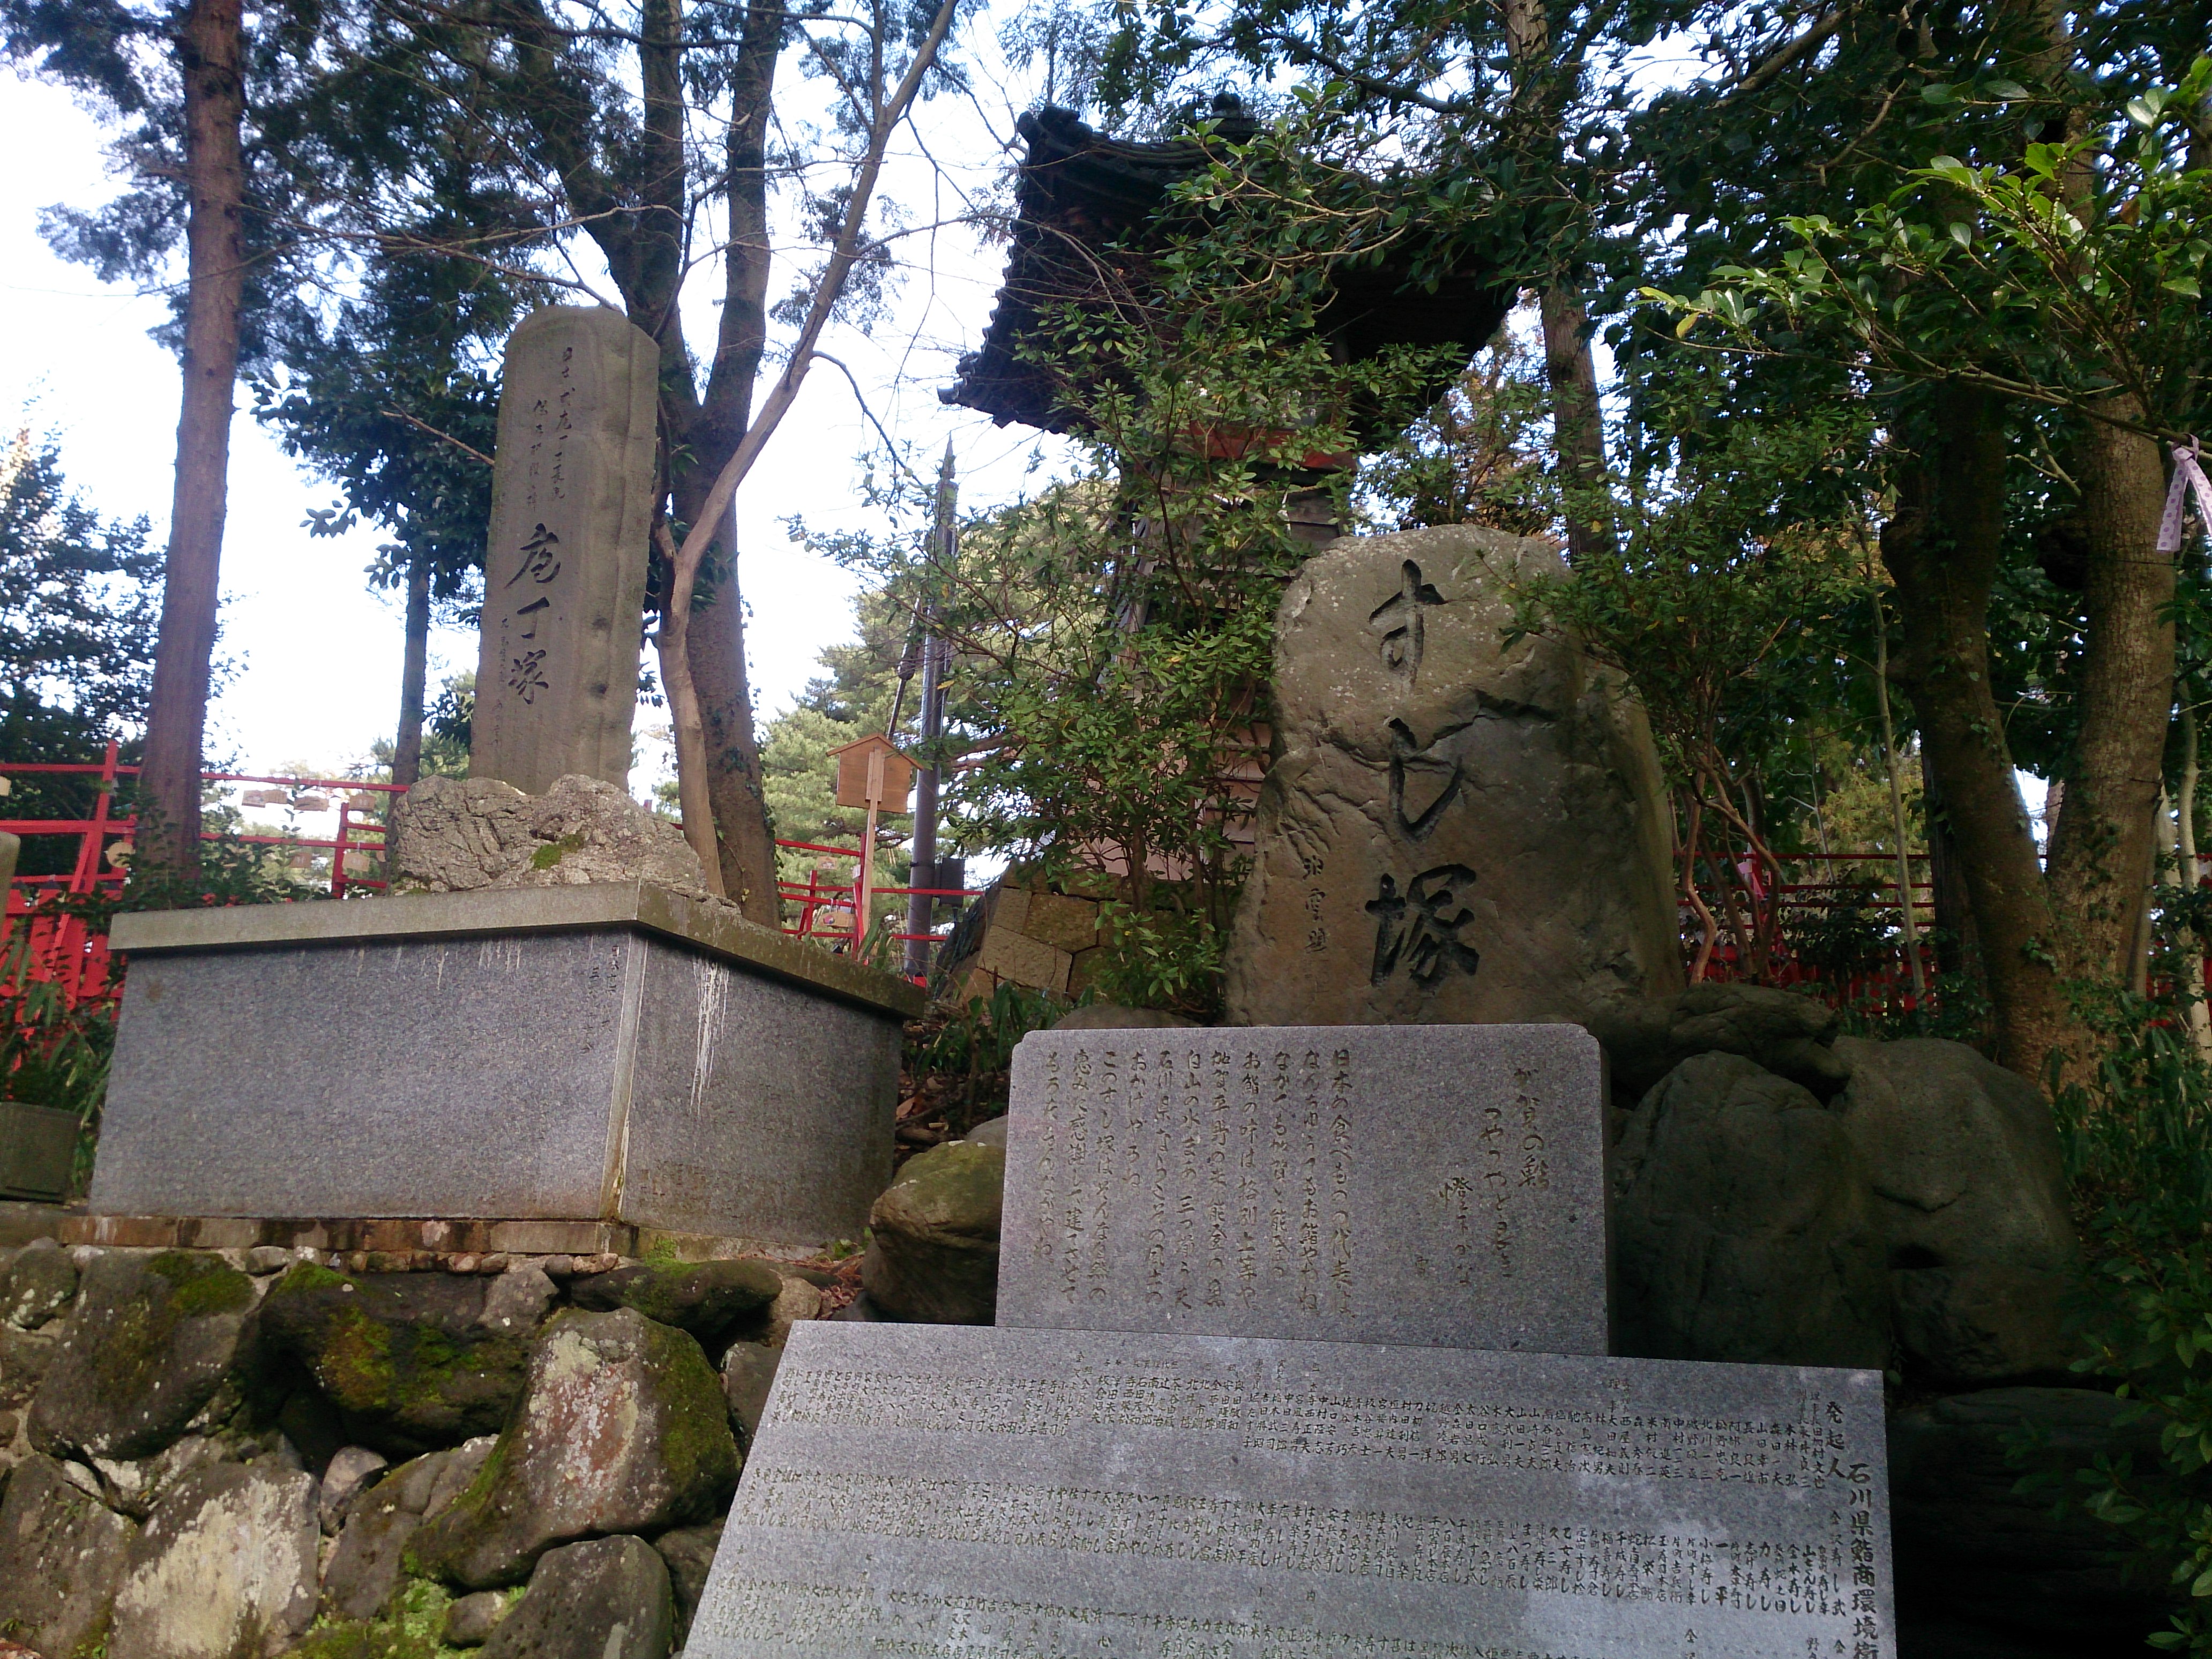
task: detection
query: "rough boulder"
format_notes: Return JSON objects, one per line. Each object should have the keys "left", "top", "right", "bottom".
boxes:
{"left": 410, "top": 1307, "right": 738, "bottom": 1589}
{"left": 1612, "top": 1052, "right": 1889, "bottom": 1367}
{"left": 29, "top": 1249, "right": 256, "bottom": 1462}
{"left": 862, "top": 1140, "right": 1005, "bottom": 1324}
{"left": 1837, "top": 1036, "right": 2082, "bottom": 1383}
{"left": 392, "top": 773, "right": 708, "bottom": 898}
{"left": 1224, "top": 525, "right": 1680, "bottom": 1029}
{"left": 256, "top": 1262, "right": 532, "bottom": 1456}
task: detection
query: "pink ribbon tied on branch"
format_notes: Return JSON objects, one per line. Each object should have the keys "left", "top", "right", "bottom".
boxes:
{"left": 2160, "top": 439, "right": 2212, "bottom": 555}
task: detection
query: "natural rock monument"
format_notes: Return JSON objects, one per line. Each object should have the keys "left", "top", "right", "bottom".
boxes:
{"left": 469, "top": 304, "right": 660, "bottom": 796}
{"left": 1225, "top": 524, "right": 1681, "bottom": 1029}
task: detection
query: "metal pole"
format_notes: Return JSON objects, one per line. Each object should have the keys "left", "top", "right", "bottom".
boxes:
{"left": 904, "top": 440, "right": 955, "bottom": 978}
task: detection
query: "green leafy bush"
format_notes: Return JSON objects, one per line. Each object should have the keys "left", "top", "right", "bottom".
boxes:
{"left": 905, "top": 981, "right": 1064, "bottom": 1134}
{"left": 2052, "top": 992, "right": 2212, "bottom": 1649}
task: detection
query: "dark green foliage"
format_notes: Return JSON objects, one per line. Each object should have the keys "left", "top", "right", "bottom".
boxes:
{"left": 254, "top": 163, "right": 550, "bottom": 628}
{"left": 0, "top": 930, "right": 114, "bottom": 1198}
{"left": 905, "top": 982, "right": 1063, "bottom": 1134}
{"left": 0, "top": 425, "right": 160, "bottom": 869}
{"left": 1, "top": 0, "right": 343, "bottom": 375}
{"left": 2045, "top": 995, "right": 2212, "bottom": 1650}
{"left": 1786, "top": 873, "right": 1897, "bottom": 981}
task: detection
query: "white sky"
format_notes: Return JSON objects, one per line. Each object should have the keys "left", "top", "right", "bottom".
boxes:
{"left": 0, "top": 31, "right": 1075, "bottom": 805}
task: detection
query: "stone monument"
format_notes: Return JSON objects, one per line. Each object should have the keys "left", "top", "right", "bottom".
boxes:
{"left": 687, "top": 1021, "right": 1898, "bottom": 1657}
{"left": 1223, "top": 525, "right": 1683, "bottom": 1030}
{"left": 996, "top": 1024, "right": 1608, "bottom": 1352}
{"left": 89, "top": 884, "right": 920, "bottom": 1252}
{"left": 469, "top": 305, "right": 660, "bottom": 796}
{"left": 78, "top": 306, "right": 923, "bottom": 1260}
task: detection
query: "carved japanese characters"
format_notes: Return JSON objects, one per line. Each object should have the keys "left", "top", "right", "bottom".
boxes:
{"left": 996, "top": 1024, "right": 1606, "bottom": 1354}
{"left": 469, "top": 306, "right": 660, "bottom": 796}
{"left": 1224, "top": 524, "right": 1682, "bottom": 1029}
{"left": 687, "top": 1322, "right": 1898, "bottom": 1659}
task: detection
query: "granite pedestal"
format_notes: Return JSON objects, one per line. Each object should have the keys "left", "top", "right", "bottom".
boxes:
{"left": 91, "top": 883, "right": 921, "bottom": 1250}
{"left": 999, "top": 1023, "right": 1607, "bottom": 1352}
{"left": 690, "top": 1321, "right": 1896, "bottom": 1658}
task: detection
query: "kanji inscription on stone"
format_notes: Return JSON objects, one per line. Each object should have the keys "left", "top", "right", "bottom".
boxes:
{"left": 469, "top": 306, "right": 659, "bottom": 795}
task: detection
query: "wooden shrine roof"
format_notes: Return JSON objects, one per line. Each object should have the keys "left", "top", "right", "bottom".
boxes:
{"left": 940, "top": 97, "right": 1513, "bottom": 439}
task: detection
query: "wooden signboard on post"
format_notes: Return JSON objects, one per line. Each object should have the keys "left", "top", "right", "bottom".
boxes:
{"left": 828, "top": 735, "right": 914, "bottom": 952}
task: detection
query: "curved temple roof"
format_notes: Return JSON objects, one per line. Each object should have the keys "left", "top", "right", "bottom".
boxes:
{"left": 940, "top": 97, "right": 1513, "bottom": 440}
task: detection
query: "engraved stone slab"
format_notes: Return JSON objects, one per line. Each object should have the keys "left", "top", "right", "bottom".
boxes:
{"left": 689, "top": 1321, "right": 1898, "bottom": 1659}
{"left": 998, "top": 1023, "right": 1606, "bottom": 1352}
{"left": 91, "top": 885, "right": 916, "bottom": 1248}
{"left": 471, "top": 305, "right": 660, "bottom": 795}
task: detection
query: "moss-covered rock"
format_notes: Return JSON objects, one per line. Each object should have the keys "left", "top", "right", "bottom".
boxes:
{"left": 410, "top": 1309, "right": 738, "bottom": 1590}
{"left": 258, "top": 1264, "right": 532, "bottom": 1456}
{"left": 481, "top": 1536, "right": 672, "bottom": 1659}
{"left": 324, "top": 1439, "right": 497, "bottom": 1622}
{"left": 862, "top": 1140, "right": 1004, "bottom": 1324}
{"left": 28, "top": 1250, "right": 256, "bottom": 1462}
{"left": 566, "top": 1259, "right": 780, "bottom": 1346}
{"left": 0, "top": 1238, "right": 77, "bottom": 1330}
{"left": 289, "top": 1579, "right": 468, "bottom": 1659}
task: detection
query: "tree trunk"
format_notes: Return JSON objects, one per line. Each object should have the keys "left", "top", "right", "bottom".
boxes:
{"left": 392, "top": 555, "right": 431, "bottom": 787}
{"left": 657, "top": 0, "right": 956, "bottom": 910}
{"left": 137, "top": 0, "right": 247, "bottom": 878}
{"left": 2043, "top": 400, "right": 2175, "bottom": 986}
{"left": 1919, "top": 745, "right": 1982, "bottom": 982}
{"left": 1884, "top": 385, "right": 2067, "bottom": 1080}
{"left": 1538, "top": 284, "right": 1613, "bottom": 559}
{"left": 1499, "top": 0, "right": 1612, "bottom": 564}
{"left": 683, "top": 524, "right": 779, "bottom": 916}
{"left": 661, "top": 0, "right": 786, "bottom": 920}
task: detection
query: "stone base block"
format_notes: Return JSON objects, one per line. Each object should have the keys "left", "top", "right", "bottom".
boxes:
{"left": 690, "top": 1322, "right": 1898, "bottom": 1658}
{"left": 55, "top": 1213, "right": 636, "bottom": 1258}
{"left": 92, "top": 883, "right": 920, "bottom": 1251}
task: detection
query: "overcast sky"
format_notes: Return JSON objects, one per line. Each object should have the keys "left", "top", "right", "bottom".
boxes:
{"left": 0, "top": 33, "right": 1074, "bottom": 799}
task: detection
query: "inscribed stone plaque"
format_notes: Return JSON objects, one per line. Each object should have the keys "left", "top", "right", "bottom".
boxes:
{"left": 998, "top": 1023, "right": 1606, "bottom": 1352}
{"left": 470, "top": 305, "right": 659, "bottom": 795}
{"left": 1224, "top": 524, "right": 1683, "bottom": 1030}
{"left": 688, "top": 1321, "right": 1897, "bottom": 1659}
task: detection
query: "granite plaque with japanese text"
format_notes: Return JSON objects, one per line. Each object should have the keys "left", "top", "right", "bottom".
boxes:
{"left": 470, "top": 305, "right": 659, "bottom": 795}
{"left": 686, "top": 1320, "right": 1897, "bottom": 1659}
{"left": 997, "top": 1023, "right": 1607, "bottom": 1353}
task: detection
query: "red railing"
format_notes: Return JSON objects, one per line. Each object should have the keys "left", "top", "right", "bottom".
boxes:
{"left": 773, "top": 838, "right": 980, "bottom": 954}
{"left": 0, "top": 747, "right": 984, "bottom": 1006}
{"left": 1688, "top": 850, "right": 1937, "bottom": 1012}
{"left": 2, "top": 744, "right": 406, "bottom": 1007}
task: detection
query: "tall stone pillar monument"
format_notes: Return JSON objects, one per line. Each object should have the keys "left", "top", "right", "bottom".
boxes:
{"left": 470, "top": 305, "right": 660, "bottom": 795}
